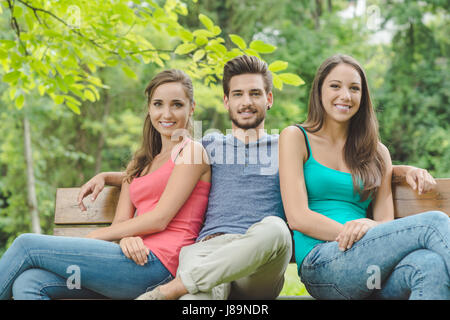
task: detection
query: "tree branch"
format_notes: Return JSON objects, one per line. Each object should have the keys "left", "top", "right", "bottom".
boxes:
{"left": 14, "top": 0, "right": 175, "bottom": 56}
{"left": 7, "top": 0, "right": 30, "bottom": 56}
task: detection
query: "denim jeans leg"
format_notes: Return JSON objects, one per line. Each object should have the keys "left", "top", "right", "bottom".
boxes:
{"left": 0, "top": 233, "right": 173, "bottom": 300}
{"left": 370, "top": 249, "right": 450, "bottom": 300}
{"left": 12, "top": 268, "right": 108, "bottom": 300}
{"left": 300, "top": 211, "right": 449, "bottom": 300}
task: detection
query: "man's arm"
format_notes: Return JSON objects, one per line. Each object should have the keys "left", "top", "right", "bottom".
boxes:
{"left": 392, "top": 165, "right": 437, "bottom": 195}
{"left": 77, "top": 171, "right": 126, "bottom": 211}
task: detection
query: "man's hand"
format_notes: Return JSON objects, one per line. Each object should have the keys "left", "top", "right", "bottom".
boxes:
{"left": 77, "top": 173, "right": 106, "bottom": 211}
{"left": 405, "top": 167, "right": 436, "bottom": 195}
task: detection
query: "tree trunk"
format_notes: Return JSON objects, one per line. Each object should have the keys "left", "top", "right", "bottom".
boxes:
{"left": 327, "top": 0, "right": 332, "bottom": 13}
{"left": 314, "top": 0, "right": 322, "bottom": 29}
{"left": 94, "top": 89, "right": 110, "bottom": 174}
{"left": 23, "top": 114, "right": 41, "bottom": 234}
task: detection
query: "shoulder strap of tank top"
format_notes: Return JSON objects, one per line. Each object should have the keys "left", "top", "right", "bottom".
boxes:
{"left": 294, "top": 124, "right": 311, "bottom": 160}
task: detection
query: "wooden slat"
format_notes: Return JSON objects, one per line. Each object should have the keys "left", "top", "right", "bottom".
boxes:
{"left": 53, "top": 179, "right": 449, "bottom": 231}
{"left": 53, "top": 226, "right": 108, "bottom": 237}
{"left": 54, "top": 187, "right": 120, "bottom": 225}
{"left": 393, "top": 178, "right": 450, "bottom": 218}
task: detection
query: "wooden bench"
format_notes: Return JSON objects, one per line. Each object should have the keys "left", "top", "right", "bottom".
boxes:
{"left": 54, "top": 176, "right": 450, "bottom": 236}
{"left": 53, "top": 177, "right": 450, "bottom": 298}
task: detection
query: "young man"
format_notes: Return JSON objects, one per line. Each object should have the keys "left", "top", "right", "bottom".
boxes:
{"left": 78, "top": 55, "right": 436, "bottom": 300}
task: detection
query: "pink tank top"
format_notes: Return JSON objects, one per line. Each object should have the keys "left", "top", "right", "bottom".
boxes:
{"left": 128, "top": 139, "right": 210, "bottom": 276}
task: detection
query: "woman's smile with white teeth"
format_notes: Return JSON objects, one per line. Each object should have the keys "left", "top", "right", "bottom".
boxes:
{"left": 334, "top": 104, "right": 351, "bottom": 111}
{"left": 159, "top": 121, "right": 176, "bottom": 127}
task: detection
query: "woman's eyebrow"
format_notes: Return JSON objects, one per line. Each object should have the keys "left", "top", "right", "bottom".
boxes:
{"left": 328, "top": 79, "right": 361, "bottom": 85}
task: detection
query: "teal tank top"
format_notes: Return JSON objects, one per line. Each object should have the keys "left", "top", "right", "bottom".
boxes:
{"left": 293, "top": 125, "right": 372, "bottom": 269}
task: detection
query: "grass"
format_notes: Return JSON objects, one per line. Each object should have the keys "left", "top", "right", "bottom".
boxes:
{"left": 279, "top": 263, "right": 310, "bottom": 297}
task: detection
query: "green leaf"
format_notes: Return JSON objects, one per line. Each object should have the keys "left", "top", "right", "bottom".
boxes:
{"left": 244, "top": 48, "right": 260, "bottom": 58}
{"left": 38, "top": 85, "right": 46, "bottom": 96}
{"left": 3, "top": 71, "right": 21, "bottom": 83}
{"left": 175, "top": 43, "right": 197, "bottom": 55}
{"left": 66, "top": 102, "right": 81, "bottom": 115}
{"left": 142, "top": 54, "right": 151, "bottom": 64}
{"left": 199, "top": 14, "right": 214, "bottom": 31}
{"left": 278, "top": 73, "right": 305, "bottom": 86}
{"left": 63, "top": 95, "right": 81, "bottom": 106}
{"left": 159, "top": 53, "right": 171, "bottom": 60}
{"left": 229, "top": 34, "right": 246, "bottom": 50}
{"left": 207, "top": 42, "right": 227, "bottom": 55}
{"left": 0, "top": 48, "right": 7, "bottom": 59}
{"left": 269, "top": 60, "right": 288, "bottom": 72}
{"left": 193, "top": 49, "right": 205, "bottom": 62}
{"left": 195, "top": 36, "right": 208, "bottom": 46}
{"left": 179, "top": 29, "right": 194, "bottom": 42}
{"left": 249, "top": 40, "right": 276, "bottom": 54}
{"left": 12, "top": 5, "right": 23, "bottom": 18}
{"left": 272, "top": 73, "right": 283, "bottom": 90}
{"left": 53, "top": 95, "right": 65, "bottom": 105}
{"left": 9, "top": 87, "right": 16, "bottom": 100}
{"left": 122, "top": 65, "right": 137, "bottom": 79}
{"left": 15, "top": 94, "right": 24, "bottom": 109}
{"left": 193, "top": 29, "right": 214, "bottom": 38}
{"left": 212, "top": 26, "right": 221, "bottom": 36}
{"left": 84, "top": 90, "right": 96, "bottom": 102}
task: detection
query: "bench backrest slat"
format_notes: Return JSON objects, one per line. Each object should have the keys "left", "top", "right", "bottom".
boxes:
{"left": 54, "top": 179, "right": 449, "bottom": 238}
{"left": 54, "top": 187, "right": 119, "bottom": 224}
{"left": 392, "top": 178, "right": 450, "bottom": 218}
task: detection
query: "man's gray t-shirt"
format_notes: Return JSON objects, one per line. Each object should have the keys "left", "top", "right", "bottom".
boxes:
{"left": 197, "top": 132, "right": 285, "bottom": 241}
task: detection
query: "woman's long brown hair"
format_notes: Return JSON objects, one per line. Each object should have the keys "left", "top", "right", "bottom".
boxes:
{"left": 303, "top": 54, "right": 385, "bottom": 201}
{"left": 125, "top": 69, "right": 194, "bottom": 183}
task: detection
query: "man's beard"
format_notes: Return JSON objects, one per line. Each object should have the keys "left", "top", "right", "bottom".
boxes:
{"left": 229, "top": 109, "right": 265, "bottom": 130}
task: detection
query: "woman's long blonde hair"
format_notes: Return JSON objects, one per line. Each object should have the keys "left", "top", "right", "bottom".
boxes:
{"left": 125, "top": 69, "right": 194, "bottom": 183}
{"left": 303, "top": 54, "right": 385, "bottom": 201}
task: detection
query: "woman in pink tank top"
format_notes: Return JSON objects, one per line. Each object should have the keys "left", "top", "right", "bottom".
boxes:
{"left": 0, "top": 69, "right": 210, "bottom": 300}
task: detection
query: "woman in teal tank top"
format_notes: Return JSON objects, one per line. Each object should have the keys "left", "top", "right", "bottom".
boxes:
{"left": 279, "top": 54, "right": 449, "bottom": 299}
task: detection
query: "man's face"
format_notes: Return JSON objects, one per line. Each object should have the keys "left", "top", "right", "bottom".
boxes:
{"left": 224, "top": 73, "right": 273, "bottom": 130}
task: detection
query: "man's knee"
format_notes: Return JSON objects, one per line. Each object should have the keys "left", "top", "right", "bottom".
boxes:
{"left": 258, "top": 216, "right": 292, "bottom": 248}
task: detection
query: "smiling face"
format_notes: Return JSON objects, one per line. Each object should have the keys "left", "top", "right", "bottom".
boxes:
{"left": 320, "top": 63, "right": 362, "bottom": 125}
{"left": 148, "top": 82, "right": 194, "bottom": 139}
{"left": 224, "top": 73, "right": 273, "bottom": 130}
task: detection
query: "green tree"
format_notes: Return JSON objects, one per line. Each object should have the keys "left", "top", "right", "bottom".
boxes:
{"left": 375, "top": 0, "right": 450, "bottom": 177}
{"left": 0, "top": 0, "right": 303, "bottom": 249}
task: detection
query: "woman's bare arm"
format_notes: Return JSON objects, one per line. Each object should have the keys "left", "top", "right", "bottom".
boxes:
{"left": 86, "top": 141, "right": 210, "bottom": 241}
{"left": 279, "top": 126, "right": 343, "bottom": 241}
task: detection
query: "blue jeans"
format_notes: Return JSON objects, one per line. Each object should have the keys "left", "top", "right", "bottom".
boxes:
{"left": 0, "top": 234, "right": 174, "bottom": 300}
{"left": 299, "top": 211, "right": 450, "bottom": 300}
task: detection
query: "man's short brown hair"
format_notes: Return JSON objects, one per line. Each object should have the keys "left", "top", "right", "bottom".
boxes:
{"left": 222, "top": 55, "right": 273, "bottom": 97}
